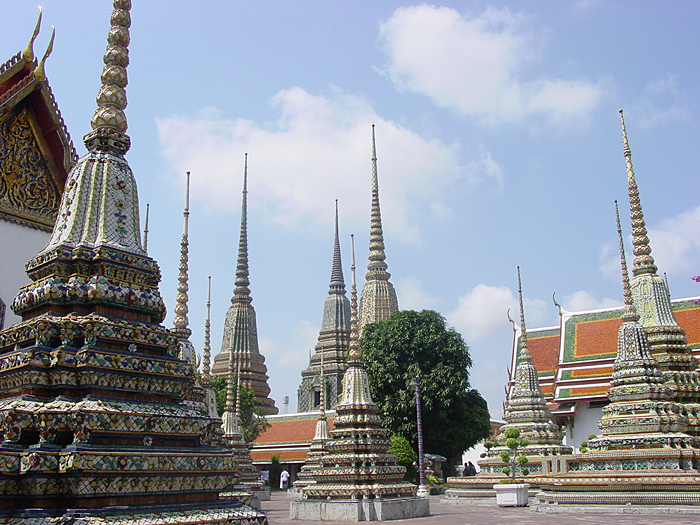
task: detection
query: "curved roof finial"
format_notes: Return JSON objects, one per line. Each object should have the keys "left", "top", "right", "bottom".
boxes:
{"left": 33, "top": 24, "right": 54, "bottom": 82}
{"left": 619, "top": 109, "right": 657, "bottom": 277}
{"left": 173, "top": 172, "right": 191, "bottom": 338}
{"left": 22, "top": 6, "right": 42, "bottom": 62}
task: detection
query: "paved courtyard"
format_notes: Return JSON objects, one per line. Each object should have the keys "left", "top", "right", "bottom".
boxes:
{"left": 261, "top": 491, "right": 700, "bottom": 525}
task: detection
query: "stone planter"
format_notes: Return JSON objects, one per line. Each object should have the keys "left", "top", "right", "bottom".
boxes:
{"left": 493, "top": 483, "right": 530, "bottom": 507}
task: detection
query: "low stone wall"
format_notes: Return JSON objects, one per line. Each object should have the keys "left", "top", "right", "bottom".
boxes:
{"left": 289, "top": 497, "right": 430, "bottom": 521}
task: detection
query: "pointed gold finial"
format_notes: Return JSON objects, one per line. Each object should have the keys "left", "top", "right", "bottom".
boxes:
{"left": 33, "top": 24, "right": 54, "bottom": 82}
{"left": 619, "top": 109, "right": 657, "bottom": 277}
{"left": 87, "top": 0, "right": 132, "bottom": 153}
{"left": 23, "top": 6, "right": 42, "bottom": 63}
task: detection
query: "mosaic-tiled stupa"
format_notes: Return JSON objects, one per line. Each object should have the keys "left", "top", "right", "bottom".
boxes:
{"left": 212, "top": 155, "right": 277, "bottom": 415}
{"left": 298, "top": 201, "right": 350, "bottom": 412}
{"left": 291, "top": 237, "right": 428, "bottom": 521}
{"left": 535, "top": 199, "right": 700, "bottom": 506}
{"left": 479, "top": 268, "right": 572, "bottom": 476}
{"left": 618, "top": 110, "right": 700, "bottom": 436}
{"left": 0, "top": 3, "right": 263, "bottom": 522}
{"left": 359, "top": 125, "right": 399, "bottom": 332}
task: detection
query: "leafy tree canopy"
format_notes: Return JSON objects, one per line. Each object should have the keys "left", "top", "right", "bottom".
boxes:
{"left": 211, "top": 374, "right": 270, "bottom": 443}
{"left": 361, "top": 310, "right": 491, "bottom": 466}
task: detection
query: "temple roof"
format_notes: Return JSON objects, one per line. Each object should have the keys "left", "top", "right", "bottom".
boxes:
{"left": 512, "top": 297, "right": 700, "bottom": 407}
{"left": 0, "top": 10, "right": 77, "bottom": 231}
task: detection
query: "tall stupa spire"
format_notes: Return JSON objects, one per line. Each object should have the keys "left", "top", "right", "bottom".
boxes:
{"left": 330, "top": 200, "right": 346, "bottom": 295}
{"left": 618, "top": 111, "right": 700, "bottom": 431}
{"left": 359, "top": 124, "right": 399, "bottom": 330}
{"left": 202, "top": 276, "right": 212, "bottom": 382}
{"left": 89, "top": 0, "right": 131, "bottom": 144}
{"left": 235, "top": 154, "right": 250, "bottom": 295}
{"left": 297, "top": 202, "right": 351, "bottom": 412}
{"left": 619, "top": 109, "right": 656, "bottom": 277}
{"left": 172, "top": 172, "right": 191, "bottom": 340}
{"left": 212, "top": 154, "right": 277, "bottom": 415}
{"left": 349, "top": 233, "right": 360, "bottom": 363}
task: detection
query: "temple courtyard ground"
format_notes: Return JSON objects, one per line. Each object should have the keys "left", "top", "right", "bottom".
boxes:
{"left": 261, "top": 491, "right": 700, "bottom": 524}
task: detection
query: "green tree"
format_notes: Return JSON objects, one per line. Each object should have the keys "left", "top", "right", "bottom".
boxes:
{"left": 387, "top": 434, "right": 417, "bottom": 482}
{"left": 361, "top": 310, "right": 491, "bottom": 472}
{"left": 211, "top": 374, "right": 270, "bottom": 443}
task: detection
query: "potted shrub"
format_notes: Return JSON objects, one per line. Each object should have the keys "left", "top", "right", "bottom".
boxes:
{"left": 492, "top": 427, "right": 530, "bottom": 507}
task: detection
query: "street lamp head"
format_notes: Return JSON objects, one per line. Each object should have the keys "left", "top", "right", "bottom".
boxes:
{"left": 409, "top": 377, "right": 419, "bottom": 391}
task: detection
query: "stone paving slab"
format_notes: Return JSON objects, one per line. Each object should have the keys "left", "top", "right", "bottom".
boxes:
{"left": 261, "top": 491, "right": 700, "bottom": 524}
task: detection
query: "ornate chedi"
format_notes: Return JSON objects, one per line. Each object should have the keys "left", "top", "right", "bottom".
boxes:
{"left": 290, "top": 236, "right": 428, "bottom": 521}
{"left": 298, "top": 201, "right": 350, "bottom": 412}
{"left": 212, "top": 155, "right": 277, "bottom": 415}
{"left": 0, "top": 7, "right": 77, "bottom": 232}
{"left": 586, "top": 202, "right": 694, "bottom": 452}
{"left": 479, "top": 268, "right": 571, "bottom": 476}
{"left": 536, "top": 201, "right": 700, "bottom": 507}
{"left": 294, "top": 351, "right": 331, "bottom": 490}
{"left": 619, "top": 110, "right": 700, "bottom": 436}
{"left": 359, "top": 125, "right": 398, "bottom": 332}
{"left": 0, "top": 3, "right": 264, "bottom": 522}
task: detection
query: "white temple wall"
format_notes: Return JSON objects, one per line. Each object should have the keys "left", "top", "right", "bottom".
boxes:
{"left": 562, "top": 402, "right": 603, "bottom": 451}
{"left": 0, "top": 221, "right": 49, "bottom": 328}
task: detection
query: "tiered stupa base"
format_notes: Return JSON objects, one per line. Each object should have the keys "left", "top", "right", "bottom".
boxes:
{"left": 534, "top": 447, "right": 700, "bottom": 507}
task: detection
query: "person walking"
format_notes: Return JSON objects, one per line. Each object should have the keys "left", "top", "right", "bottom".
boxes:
{"left": 280, "top": 468, "right": 290, "bottom": 490}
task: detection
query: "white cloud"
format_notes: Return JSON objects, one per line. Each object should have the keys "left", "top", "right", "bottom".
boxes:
{"left": 379, "top": 5, "right": 603, "bottom": 125}
{"left": 633, "top": 75, "right": 689, "bottom": 128}
{"left": 647, "top": 206, "right": 700, "bottom": 276}
{"left": 396, "top": 276, "right": 441, "bottom": 311}
{"left": 157, "top": 87, "right": 481, "bottom": 242}
{"left": 562, "top": 290, "right": 622, "bottom": 312}
{"left": 447, "top": 283, "right": 546, "bottom": 341}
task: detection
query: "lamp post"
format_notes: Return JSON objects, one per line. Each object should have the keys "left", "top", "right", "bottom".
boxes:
{"left": 410, "top": 377, "right": 428, "bottom": 498}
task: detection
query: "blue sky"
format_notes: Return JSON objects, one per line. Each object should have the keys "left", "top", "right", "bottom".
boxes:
{"left": 4, "top": 1, "right": 700, "bottom": 417}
